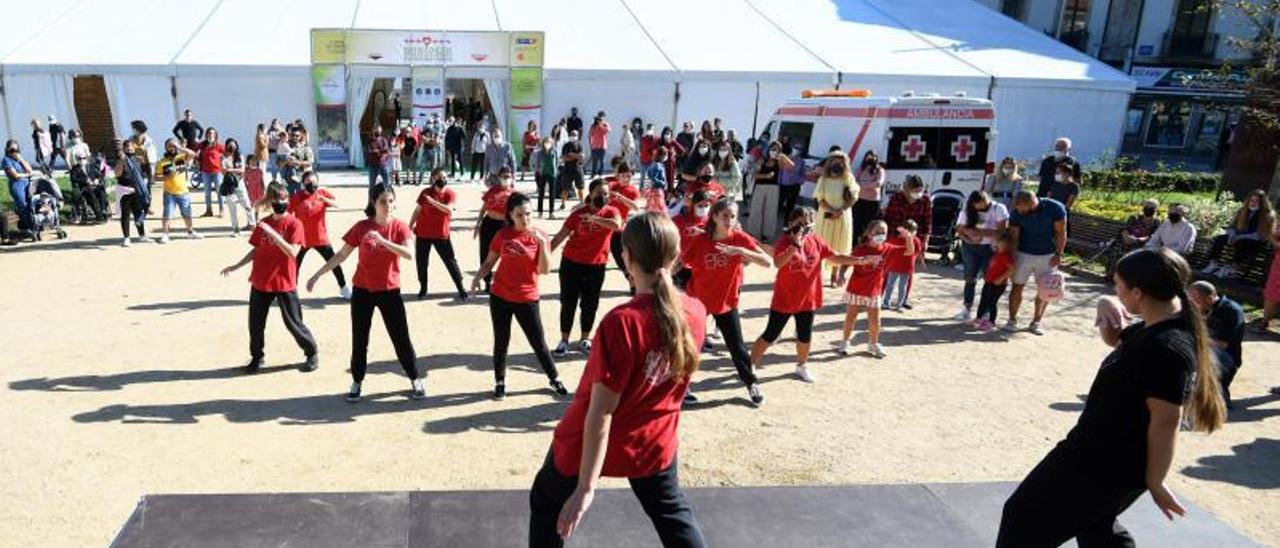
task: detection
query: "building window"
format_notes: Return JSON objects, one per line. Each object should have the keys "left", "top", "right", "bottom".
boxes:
{"left": 1125, "top": 107, "right": 1147, "bottom": 136}
{"left": 1058, "top": 0, "right": 1092, "bottom": 51}
{"left": 1166, "top": 0, "right": 1216, "bottom": 57}
{"left": 1144, "top": 101, "right": 1192, "bottom": 148}
{"left": 1000, "top": 0, "right": 1026, "bottom": 20}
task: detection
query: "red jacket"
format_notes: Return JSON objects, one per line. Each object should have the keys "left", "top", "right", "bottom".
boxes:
{"left": 640, "top": 134, "right": 659, "bottom": 164}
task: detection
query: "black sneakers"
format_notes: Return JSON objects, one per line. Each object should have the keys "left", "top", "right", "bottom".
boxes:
{"left": 245, "top": 357, "right": 262, "bottom": 374}
{"left": 346, "top": 382, "right": 362, "bottom": 403}
{"left": 748, "top": 384, "right": 765, "bottom": 407}
{"left": 410, "top": 378, "right": 426, "bottom": 400}
{"left": 494, "top": 382, "right": 507, "bottom": 400}
{"left": 302, "top": 354, "right": 318, "bottom": 372}
{"left": 550, "top": 380, "right": 570, "bottom": 397}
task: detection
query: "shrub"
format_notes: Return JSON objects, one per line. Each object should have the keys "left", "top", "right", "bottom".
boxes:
{"left": 1083, "top": 169, "right": 1220, "bottom": 194}
{"left": 1180, "top": 192, "right": 1242, "bottom": 238}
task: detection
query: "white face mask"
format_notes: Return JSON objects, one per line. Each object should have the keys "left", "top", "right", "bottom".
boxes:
{"left": 1001, "top": 167, "right": 1014, "bottom": 176}
{"left": 871, "top": 234, "right": 887, "bottom": 245}
{"left": 1055, "top": 174, "right": 1066, "bottom": 183}
{"left": 698, "top": 146, "right": 709, "bottom": 155}
{"left": 1249, "top": 203, "right": 1260, "bottom": 212}
{"left": 1054, "top": 151, "right": 1067, "bottom": 160}
{"left": 694, "top": 206, "right": 710, "bottom": 218}
{"left": 717, "top": 150, "right": 729, "bottom": 158}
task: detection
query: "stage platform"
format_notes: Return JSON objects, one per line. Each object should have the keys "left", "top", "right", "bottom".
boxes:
{"left": 111, "top": 482, "right": 1259, "bottom": 547}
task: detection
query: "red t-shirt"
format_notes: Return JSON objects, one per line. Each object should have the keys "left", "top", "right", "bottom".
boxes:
{"left": 341, "top": 218, "right": 413, "bottom": 291}
{"left": 771, "top": 234, "right": 835, "bottom": 313}
{"left": 672, "top": 212, "right": 707, "bottom": 269}
{"left": 414, "top": 186, "right": 456, "bottom": 240}
{"left": 884, "top": 235, "right": 923, "bottom": 274}
{"left": 561, "top": 205, "right": 620, "bottom": 265}
{"left": 685, "top": 180, "right": 725, "bottom": 202}
{"left": 248, "top": 214, "right": 304, "bottom": 292}
{"left": 491, "top": 227, "right": 545, "bottom": 303}
{"left": 845, "top": 242, "right": 902, "bottom": 297}
{"left": 288, "top": 188, "right": 335, "bottom": 247}
{"left": 552, "top": 293, "right": 708, "bottom": 478}
{"left": 682, "top": 229, "right": 760, "bottom": 314}
{"left": 482, "top": 186, "right": 513, "bottom": 216}
{"left": 608, "top": 179, "right": 642, "bottom": 218}
{"left": 985, "top": 250, "right": 1015, "bottom": 284}
{"left": 197, "top": 142, "right": 225, "bottom": 173}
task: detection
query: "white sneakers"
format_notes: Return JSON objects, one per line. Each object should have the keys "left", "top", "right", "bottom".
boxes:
{"left": 838, "top": 339, "right": 853, "bottom": 356}
{"left": 1002, "top": 319, "right": 1018, "bottom": 332}
{"left": 1027, "top": 322, "right": 1044, "bottom": 336}
{"left": 1200, "top": 261, "right": 1237, "bottom": 279}
{"left": 953, "top": 307, "right": 972, "bottom": 322}
{"left": 340, "top": 286, "right": 353, "bottom": 300}
{"left": 867, "top": 343, "right": 886, "bottom": 359}
{"left": 121, "top": 237, "right": 131, "bottom": 247}
{"left": 188, "top": 231, "right": 203, "bottom": 240}
{"left": 795, "top": 365, "right": 815, "bottom": 383}
{"left": 157, "top": 234, "right": 171, "bottom": 244}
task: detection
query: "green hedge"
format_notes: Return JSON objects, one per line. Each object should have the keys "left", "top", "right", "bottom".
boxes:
{"left": 1083, "top": 170, "right": 1220, "bottom": 194}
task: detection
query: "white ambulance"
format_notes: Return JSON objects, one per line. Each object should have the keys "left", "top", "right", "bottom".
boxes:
{"left": 761, "top": 89, "right": 998, "bottom": 203}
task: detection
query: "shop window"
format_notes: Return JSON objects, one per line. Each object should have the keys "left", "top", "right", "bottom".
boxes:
{"left": 1125, "top": 107, "right": 1146, "bottom": 136}
{"left": 1144, "top": 101, "right": 1192, "bottom": 147}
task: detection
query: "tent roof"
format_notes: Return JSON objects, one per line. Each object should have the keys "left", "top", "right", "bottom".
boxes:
{"left": 0, "top": 0, "right": 81, "bottom": 61}
{"left": 173, "top": 0, "right": 357, "bottom": 71}
{"left": 495, "top": 0, "right": 675, "bottom": 78}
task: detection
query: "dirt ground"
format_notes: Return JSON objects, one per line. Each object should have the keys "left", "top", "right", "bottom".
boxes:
{"left": 1, "top": 173, "right": 1276, "bottom": 547}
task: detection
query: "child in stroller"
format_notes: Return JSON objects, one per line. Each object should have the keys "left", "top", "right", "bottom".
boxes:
{"left": 28, "top": 174, "right": 67, "bottom": 240}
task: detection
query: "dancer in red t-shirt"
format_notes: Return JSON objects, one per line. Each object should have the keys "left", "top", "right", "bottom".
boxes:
{"left": 681, "top": 197, "right": 772, "bottom": 406}
{"left": 838, "top": 220, "right": 915, "bottom": 359}
{"left": 472, "top": 192, "right": 569, "bottom": 400}
{"left": 750, "top": 207, "right": 879, "bottom": 383}
{"left": 307, "top": 183, "right": 423, "bottom": 402}
{"left": 550, "top": 179, "right": 622, "bottom": 357}
{"left": 289, "top": 170, "right": 350, "bottom": 299}
{"left": 408, "top": 169, "right": 468, "bottom": 301}
{"left": 220, "top": 181, "right": 318, "bottom": 373}
{"left": 671, "top": 190, "right": 713, "bottom": 290}
{"left": 473, "top": 167, "right": 514, "bottom": 293}
{"left": 606, "top": 164, "right": 644, "bottom": 290}
{"left": 530, "top": 212, "right": 708, "bottom": 547}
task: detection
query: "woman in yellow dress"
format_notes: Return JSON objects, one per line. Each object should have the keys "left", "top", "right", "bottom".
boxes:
{"left": 814, "top": 151, "right": 855, "bottom": 287}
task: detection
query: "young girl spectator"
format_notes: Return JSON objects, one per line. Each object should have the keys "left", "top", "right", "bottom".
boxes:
{"left": 713, "top": 141, "right": 742, "bottom": 201}
{"left": 646, "top": 147, "right": 669, "bottom": 193}
{"left": 306, "top": 183, "right": 423, "bottom": 402}
{"left": 529, "top": 212, "right": 707, "bottom": 547}
{"left": 472, "top": 192, "right": 570, "bottom": 400}
{"left": 972, "top": 233, "right": 1016, "bottom": 332}
{"left": 550, "top": 179, "right": 623, "bottom": 356}
{"left": 839, "top": 220, "right": 915, "bottom": 358}
{"left": 682, "top": 197, "right": 771, "bottom": 406}
{"left": 409, "top": 169, "right": 468, "bottom": 301}
{"left": 221, "top": 138, "right": 256, "bottom": 237}
{"left": 473, "top": 167, "right": 514, "bottom": 292}
{"left": 751, "top": 207, "right": 874, "bottom": 383}
{"left": 220, "top": 182, "right": 318, "bottom": 373}
{"left": 880, "top": 220, "right": 923, "bottom": 311}
{"left": 1049, "top": 162, "right": 1081, "bottom": 211}
{"left": 244, "top": 155, "right": 266, "bottom": 204}
{"left": 389, "top": 128, "right": 404, "bottom": 186}
{"left": 291, "top": 171, "right": 350, "bottom": 299}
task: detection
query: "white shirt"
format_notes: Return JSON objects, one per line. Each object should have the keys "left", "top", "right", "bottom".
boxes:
{"left": 956, "top": 202, "right": 1010, "bottom": 245}
{"left": 1146, "top": 220, "right": 1198, "bottom": 254}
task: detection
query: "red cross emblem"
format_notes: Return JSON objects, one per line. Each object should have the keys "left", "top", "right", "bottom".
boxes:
{"left": 951, "top": 135, "right": 975, "bottom": 162}
{"left": 900, "top": 135, "right": 926, "bottom": 162}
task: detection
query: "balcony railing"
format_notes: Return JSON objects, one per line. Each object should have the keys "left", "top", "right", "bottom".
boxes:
{"left": 1162, "top": 31, "right": 1219, "bottom": 59}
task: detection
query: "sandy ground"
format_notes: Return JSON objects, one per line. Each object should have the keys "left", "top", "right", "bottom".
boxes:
{"left": 1, "top": 173, "right": 1277, "bottom": 547}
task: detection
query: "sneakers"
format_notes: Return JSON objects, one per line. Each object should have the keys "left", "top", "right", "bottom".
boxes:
{"left": 493, "top": 382, "right": 507, "bottom": 400}
{"left": 1027, "top": 322, "right": 1044, "bottom": 336}
{"left": 1199, "top": 261, "right": 1221, "bottom": 275}
{"left": 868, "top": 343, "right": 886, "bottom": 359}
{"left": 1002, "top": 319, "right": 1018, "bottom": 332}
{"left": 134, "top": 235, "right": 149, "bottom": 244}
{"left": 157, "top": 234, "right": 171, "bottom": 244}
{"left": 340, "top": 286, "right": 353, "bottom": 300}
{"left": 975, "top": 319, "right": 995, "bottom": 332}
{"left": 244, "top": 357, "right": 262, "bottom": 374}
{"left": 701, "top": 339, "right": 714, "bottom": 352}
{"left": 346, "top": 382, "right": 362, "bottom": 402}
{"left": 901, "top": 303, "right": 913, "bottom": 310}
{"left": 121, "top": 237, "right": 131, "bottom": 248}
{"left": 302, "top": 354, "right": 318, "bottom": 372}
{"left": 187, "top": 230, "right": 203, "bottom": 239}
{"left": 1217, "top": 265, "right": 1238, "bottom": 279}
{"left": 577, "top": 339, "right": 592, "bottom": 354}
{"left": 838, "top": 339, "right": 853, "bottom": 356}
{"left": 891, "top": 305, "right": 903, "bottom": 313}
{"left": 747, "top": 384, "right": 765, "bottom": 407}
{"left": 550, "top": 380, "right": 570, "bottom": 397}
{"left": 953, "top": 308, "right": 973, "bottom": 322}
{"left": 795, "top": 365, "right": 816, "bottom": 383}
{"left": 410, "top": 378, "right": 426, "bottom": 399}
{"left": 553, "top": 340, "right": 571, "bottom": 358}
{"left": 683, "top": 391, "right": 699, "bottom": 405}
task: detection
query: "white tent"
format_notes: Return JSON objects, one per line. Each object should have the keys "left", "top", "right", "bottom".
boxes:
{"left": 0, "top": 0, "right": 1133, "bottom": 165}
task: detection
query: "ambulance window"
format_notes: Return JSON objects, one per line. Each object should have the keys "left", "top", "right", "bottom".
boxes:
{"left": 886, "top": 127, "right": 938, "bottom": 170}
{"left": 777, "top": 122, "right": 813, "bottom": 155}
{"left": 936, "top": 127, "right": 990, "bottom": 170}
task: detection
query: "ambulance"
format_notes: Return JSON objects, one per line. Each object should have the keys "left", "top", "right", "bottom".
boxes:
{"left": 761, "top": 89, "right": 997, "bottom": 203}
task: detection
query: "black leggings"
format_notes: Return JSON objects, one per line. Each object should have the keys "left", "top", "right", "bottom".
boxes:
{"left": 119, "top": 193, "right": 146, "bottom": 238}
{"left": 297, "top": 245, "right": 347, "bottom": 289}
{"left": 248, "top": 289, "right": 317, "bottom": 360}
{"left": 415, "top": 238, "right": 466, "bottom": 297}
{"left": 447, "top": 147, "right": 463, "bottom": 176}
{"left": 478, "top": 217, "right": 506, "bottom": 290}
{"left": 529, "top": 451, "right": 706, "bottom": 548}
{"left": 851, "top": 198, "right": 882, "bottom": 242}
{"left": 470, "top": 152, "right": 486, "bottom": 179}
{"left": 975, "top": 282, "right": 1007, "bottom": 323}
{"left": 712, "top": 309, "right": 758, "bottom": 386}
{"left": 558, "top": 258, "right": 606, "bottom": 335}
{"left": 779, "top": 185, "right": 800, "bottom": 217}
{"left": 997, "top": 446, "right": 1144, "bottom": 547}
{"left": 610, "top": 231, "right": 630, "bottom": 283}
{"left": 535, "top": 172, "right": 558, "bottom": 214}
{"left": 349, "top": 287, "right": 419, "bottom": 383}
{"left": 758, "top": 310, "right": 815, "bottom": 344}
{"left": 490, "top": 295, "right": 559, "bottom": 383}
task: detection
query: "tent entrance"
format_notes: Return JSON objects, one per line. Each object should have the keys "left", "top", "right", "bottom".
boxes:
{"left": 72, "top": 75, "right": 115, "bottom": 164}
{"left": 359, "top": 78, "right": 408, "bottom": 137}
{"left": 445, "top": 79, "right": 494, "bottom": 134}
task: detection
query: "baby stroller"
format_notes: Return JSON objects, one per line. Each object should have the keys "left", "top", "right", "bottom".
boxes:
{"left": 927, "top": 189, "right": 964, "bottom": 266}
{"left": 29, "top": 174, "right": 68, "bottom": 241}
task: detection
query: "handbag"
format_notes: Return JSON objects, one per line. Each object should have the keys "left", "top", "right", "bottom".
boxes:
{"left": 1036, "top": 268, "right": 1066, "bottom": 304}
{"left": 219, "top": 172, "right": 240, "bottom": 196}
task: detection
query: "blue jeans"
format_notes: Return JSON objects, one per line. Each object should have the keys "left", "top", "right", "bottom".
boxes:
{"left": 199, "top": 172, "right": 223, "bottom": 211}
{"left": 368, "top": 164, "right": 390, "bottom": 187}
{"left": 961, "top": 242, "right": 994, "bottom": 308}
{"left": 882, "top": 271, "right": 912, "bottom": 308}
{"left": 8, "top": 178, "right": 32, "bottom": 232}
{"left": 163, "top": 193, "right": 193, "bottom": 219}
{"left": 281, "top": 165, "right": 300, "bottom": 194}
{"left": 589, "top": 148, "right": 606, "bottom": 177}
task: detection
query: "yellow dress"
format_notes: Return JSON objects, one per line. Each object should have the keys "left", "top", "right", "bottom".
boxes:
{"left": 815, "top": 175, "right": 853, "bottom": 262}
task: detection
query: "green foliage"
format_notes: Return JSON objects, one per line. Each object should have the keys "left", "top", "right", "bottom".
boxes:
{"left": 1082, "top": 169, "right": 1221, "bottom": 193}
{"left": 0, "top": 175, "right": 73, "bottom": 211}
{"left": 1074, "top": 189, "right": 1240, "bottom": 238}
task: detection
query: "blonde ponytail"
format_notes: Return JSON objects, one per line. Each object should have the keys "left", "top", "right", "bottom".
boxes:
{"left": 623, "top": 213, "right": 700, "bottom": 380}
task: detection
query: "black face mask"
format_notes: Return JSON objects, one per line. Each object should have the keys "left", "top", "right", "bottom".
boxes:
{"left": 830, "top": 165, "right": 846, "bottom": 175}
{"left": 1142, "top": 207, "right": 1156, "bottom": 217}
{"left": 271, "top": 202, "right": 288, "bottom": 215}
{"left": 591, "top": 195, "right": 608, "bottom": 209}
{"left": 1168, "top": 213, "right": 1183, "bottom": 223}
{"left": 304, "top": 183, "right": 317, "bottom": 193}
{"left": 863, "top": 159, "right": 877, "bottom": 167}
{"left": 433, "top": 179, "right": 446, "bottom": 189}
{"left": 698, "top": 174, "right": 712, "bottom": 183}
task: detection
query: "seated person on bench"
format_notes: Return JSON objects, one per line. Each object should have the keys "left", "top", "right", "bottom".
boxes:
{"left": 1200, "top": 189, "right": 1275, "bottom": 279}
{"left": 1119, "top": 198, "right": 1161, "bottom": 249}
{"left": 1188, "top": 281, "right": 1245, "bottom": 409}
{"left": 1146, "top": 203, "right": 1196, "bottom": 255}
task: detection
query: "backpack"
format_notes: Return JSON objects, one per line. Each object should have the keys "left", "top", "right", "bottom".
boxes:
{"left": 1036, "top": 268, "right": 1066, "bottom": 304}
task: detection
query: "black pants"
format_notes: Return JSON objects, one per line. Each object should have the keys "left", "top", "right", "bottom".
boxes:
{"left": 997, "top": 446, "right": 1144, "bottom": 548}
{"left": 490, "top": 295, "right": 559, "bottom": 383}
{"left": 297, "top": 245, "right": 347, "bottom": 289}
{"left": 609, "top": 231, "right": 631, "bottom": 283}
{"left": 82, "top": 185, "right": 108, "bottom": 220}
{"left": 535, "top": 173, "right": 558, "bottom": 214}
{"left": 560, "top": 166, "right": 584, "bottom": 196}
{"left": 470, "top": 152, "right": 486, "bottom": 179}
{"left": 558, "top": 259, "right": 606, "bottom": 335}
{"left": 1207, "top": 234, "right": 1264, "bottom": 266}
{"left": 975, "top": 282, "right": 1007, "bottom": 323}
{"left": 119, "top": 193, "right": 146, "bottom": 238}
{"left": 479, "top": 217, "right": 506, "bottom": 291}
{"left": 1215, "top": 348, "right": 1240, "bottom": 405}
{"left": 759, "top": 310, "right": 814, "bottom": 344}
{"left": 415, "top": 238, "right": 466, "bottom": 297}
{"left": 674, "top": 268, "right": 692, "bottom": 290}
{"left": 851, "top": 199, "right": 882, "bottom": 242}
{"left": 779, "top": 185, "right": 800, "bottom": 217}
{"left": 248, "top": 289, "right": 318, "bottom": 360}
{"left": 447, "top": 147, "right": 463, "bottom": 176}
{"left": 349, "top": 287, "right": 419, "bottom": 383}
{"left": 529, "top": 451, "right": 706, "bottom": 548}
{"left": 712, "top": 309, "right": 758, "bottom": 386}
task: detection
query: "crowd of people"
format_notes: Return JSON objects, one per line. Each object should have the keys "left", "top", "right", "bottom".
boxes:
{"left": 4, "top": 106, "right": 1277, "bottom": 547}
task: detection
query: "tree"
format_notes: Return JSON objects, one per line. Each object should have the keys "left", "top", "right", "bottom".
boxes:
{"left": 1212, "top": 1, "right": 1280, "bottom": 197}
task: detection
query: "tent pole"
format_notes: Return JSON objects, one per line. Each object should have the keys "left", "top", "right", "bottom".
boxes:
{"left": 0, "top": 65, "right": 11, "bottom": 139}
{"left": 671, "top": 82, "right": 680, "bottom": 131}
{"left": 751, "top": 82, "right": 760, "bottom": 138}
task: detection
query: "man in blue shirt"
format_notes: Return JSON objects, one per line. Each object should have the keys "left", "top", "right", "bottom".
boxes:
{"left": 1188, "top": 281, "right": 1246, "bottom": 408}
{"left": 1006, "top": 191, "right": 1067, "bottom": 335}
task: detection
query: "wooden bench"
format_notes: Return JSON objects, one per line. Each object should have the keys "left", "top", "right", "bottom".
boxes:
{"left": 1065, "top": 213, "right": 1127, "bottom": 256}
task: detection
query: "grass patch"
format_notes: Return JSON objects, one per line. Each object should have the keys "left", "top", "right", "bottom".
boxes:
{"left": 0, "top": 175, "right": 75, "bottom": 212}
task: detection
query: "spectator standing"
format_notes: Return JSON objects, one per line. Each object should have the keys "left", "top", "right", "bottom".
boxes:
{"left": 113, "top": 140, "right": 151, "bottom": 246}
{"left": 365, "top": 126, "right": 391, "bottom": 188}
{"left": 445, "top": 118, "right": 466, "bottom": 177}
{"left": 485, "top": 129, "right": 517, "bottom": 180}
{"left": 713, "top": 141, "right": 742, "bottom": 202}
{"left": 619, "top": 124, "right": 637, "bottom": 174}
{"left": 1048, "top": 163, "right": 1082, "bottom": 212}
{"left": 954, "top": 190, "right": 1009, "bottom": 321}
{"left": 881, "top": 175, "right": 933, "bottom": 309}
{"left": 565, "top": 107, "right": 584, "bottom": 140}
{"left": 30, "top": 119, "right": 52, "bottom": 173}
{"left": 531, "top": 137, "right": 560, "bottom": 217}
{"left": 675, "top": 122, "right": 696, "bottom": 161}
{"left": 814, "top": 151, "right": 856, "bottom": 287}
{"left": 560, "top": 131, "right": 586, "bottom": 206}
{"left": 155, "top": 139, "right": 203, "bottom": 243}
{"left": 1146, "top": 204, "right": 1197, "bottom": 255}
{"left": 253, "top": 124, "right": 270, "bottom": 181}
{"left": 195, "top": 127, "right": 226, "bottom": 218}
{"left": 266, "top": 119, "right": 284, "bottom": 182}
{"left": 469, "top": 126, "right": 490, "bottom": 180}
{"left": 1036, "top": 137, "right": 1081, "bottom": 199}
{"left": 745, "top": 141, "right": 789, "bottom": 242}
{"left": 1005, "top": 191, "right": 1067, "bottom": 335}
{"left": 172, "top": 109, "right": 205, "bottom": 149}
{"left": 47, "top": 116, "right": 66, "bottom": 171}
{"left": 521, "top": 121, "right": 539, "bottom": 181}
{"left": 3, "top": 140, "right": 36, "bottom": 238}
{"left": 778, "top": 142, "right": 806, "bottom": 215}
{"left": 221, "top": 138, "right": 256, "bottom": 236}
{"left": 588, "top": 114, "right": 611, "bottom": 178}
{"left": 726, "top": 129, "right": 744, "bottom": 160}
{"left": 639, "top": 125, "right": 658, "bottom": 187}
{"left": 852, "top": 151, "right": 885, "bottom": 242}
{"left": 130, "top": 121, "right": 158, "bottom": 198}
{"left": 986, "top": 157, "right": 1024, "bottom": 209}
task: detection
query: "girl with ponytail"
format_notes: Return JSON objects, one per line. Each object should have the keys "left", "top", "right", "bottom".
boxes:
{"left": 531, "top": 212, "right": 707, "bottom": 547}
{"left": 997, "top": 247, "right": 1225, "bottom": 547}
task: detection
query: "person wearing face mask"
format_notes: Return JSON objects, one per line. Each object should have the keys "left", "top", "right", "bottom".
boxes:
{"left": 531, "top": 136, "right": 561, "bottom": 217}
{"left": 619, "top": 120, "right": 638, "bottom": 172}
{"left": 1036, "top": 137, "right": 1081, "bottom": 199}
{"left": 778, "top": 143, "right": 806, "bottom": 218}
{"left": 880, "top": 175, "right": 933, "bottom": 309}
{"left": 154, "top": 138, "right": 202, "bottom": 243}
{"left": 468, "top": 125, "right": 490, "bottom": 181}
{"left": 66, "top": 130, "right": 107, "bottom": 223}
{"left": 4, "top": 139, "right": 37, "bottom": 239}
{"left": 712, "top": 142, "right": 742, "bottom": 201}
{"left": 112, "top": 140, "right": 151, "bottom": 246}
{"left": 195, "top": 127, "right": 227, "bottom": 218}
{"left": 1005, "top": 191, "right": 1068, "bottom": 335}
{"left": 852, "top": 150, "right": 885, "bottom": 240}
{"left": 308, "top": 183, "right": 424, "bottom": 403}
{"left": 639, "top": 124, "right": 659, "bottom": 187}
{"left": 953, "top": 190, "right": 1009, "bottom": 321}
{"left": 744, "top": 142, "right": 792, "bottom": 242}
{"left": 408, "top": 169, "right": 468, "bottom": 301}
{"left": 220, "top": 138, "right": 256, "bottom": 237}
{"left": 839, "top": 220, "right": 915, "bottom": 358}
{"left": 551, "top": 179, "right": 624, "bottom": 356}
{"left": 365, "top": 125, "right": 392, "bottom": 188}
{"left": 445, "top": 118, "right": 466, "bottom": 177}
{"left": 560, "top": 131, "right": 586, "bottom": 206}
{"left": 521, "top": 121, "right": 540, "bottom": 182}
{"left": 657, "top": 128, "right": 685, "bottom": 189}
{"left": 1145, "top": 204, "right": 1197, "bottom": 255}
{"left": 815, "top": 151, "right": 856, "bottom": 287}
{"left": 1200, "top": 189, "right": 1276, "bottom": 278}
{"left": 289, "top": 171, "right": 349, "bottom": 300}
{"left": 565, "top": 107, "right": 584, "bottom": 139}
{"left": 672, "top": 190, "right": 712, "bottom": 290}
{"left": 221, "top": 181, "right": 319, "bottom": 375}
{"left": 1120, "top": 199, "right": 1162, "bottom": 250}
{"left": 588, "top": 115, "right": 611, "bottom": 178}
{"left": 985, "top": 157, "right": 1024, "bottom": 209}
{"left": 474, "top": 167, "right": 516, "bottom": 292}
{"left": 485, "top": 129, "right": 517, "bottom": 181}
{"left": 1048, "top": 163, "right": 1081, "bottom": 212}
{"left": 606, "top": 164, "right": 644, "bottom": 286}
{"left": 676, "top": 122, "right": 696, "bottom": 161}
{"left": 646, "top": 147, "right": 670, "bottom": 201}
{"left": 680, "top": 140, "right": 714, "bottom": 186}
